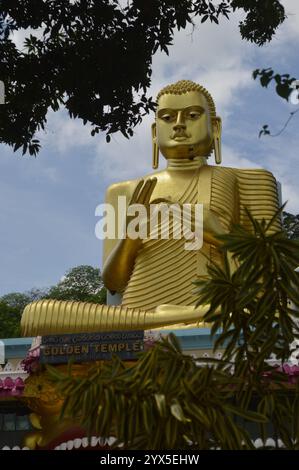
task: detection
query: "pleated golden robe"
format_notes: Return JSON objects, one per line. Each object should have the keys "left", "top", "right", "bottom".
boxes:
{"left": 121, "top": 166, "right": 281, "bottom": 311}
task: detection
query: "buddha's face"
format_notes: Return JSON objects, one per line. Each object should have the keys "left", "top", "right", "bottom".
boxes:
{"left": 155, "top": 90, "right": 215, "bottom": 160}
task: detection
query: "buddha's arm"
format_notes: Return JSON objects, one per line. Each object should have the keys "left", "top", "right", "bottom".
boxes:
{"left": 21, "top": 300, "right": 210, "bottom": 336}
{"left": 237, "top": 169, "right": 282, "bottom": 233}
{"left": 102, "top": 237, "right": 142, "bottom": 293}
{"left": 102, "top": 181, "right": 138, "bottom": 293}
{"left": 102, "top": 178, "right": 157, "bottom": 293}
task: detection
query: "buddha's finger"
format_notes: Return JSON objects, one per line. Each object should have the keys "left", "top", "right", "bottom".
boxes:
{"left": 137, "top": 179, "right": 151, "bottom": 204}
{"left": 130, "top": 179, "right": 144, "bottom": 205}
{"left": 142, "top": 177, "right": 157, "bottom": 205}
{"left": 138, "top": 178, "right": 156, "bottom": 205}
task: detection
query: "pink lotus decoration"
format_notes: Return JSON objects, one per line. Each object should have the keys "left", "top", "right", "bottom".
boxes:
{"left": 277, "top": 364, "right": 299, "bottom": 384}
{"left": 0, "top": 377, "right": 25, "bottom": 396}
{"left": 21, "top": 343, "right": 40, "bottom": 374}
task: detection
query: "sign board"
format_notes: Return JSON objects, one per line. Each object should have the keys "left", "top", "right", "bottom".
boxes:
{"left": 40, "top": 330, "right": 144, "bottom": 364}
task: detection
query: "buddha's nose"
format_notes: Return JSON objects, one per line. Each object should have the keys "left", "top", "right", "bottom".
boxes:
{"left": 173, "top": 111, "right": 186, "bottom": 130}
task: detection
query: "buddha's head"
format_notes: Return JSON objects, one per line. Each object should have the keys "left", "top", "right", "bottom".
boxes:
{"left": 152, "top": 80, "right": 221, "bottom": 166}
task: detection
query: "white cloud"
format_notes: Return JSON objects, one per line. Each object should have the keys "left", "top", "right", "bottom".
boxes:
{"left": 92, "top": 114, "right": 157, "bottom": 183}
{"left": 221, "top": 144, "right": 258, "bottom": 169}
{"left": 43, "top": 110, "right": 94, "bottom": 155}
{"left": 280, "top": 0, "right": 299, "bottom": 41}
{"left": 0, "top": 145, "right": 60, "bottom": 184}
{"left": 150, "top": 12, "right": 253, "bottom": 114}
{"left": 264, "top": 142, "right": 299, "bottom": 214}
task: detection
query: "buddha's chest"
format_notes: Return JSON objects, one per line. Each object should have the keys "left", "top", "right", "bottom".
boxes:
{"left": 149, "top": 168, "right": 234, "bottom": 202}
{"left": 148, "top": 170, "right": 203, "bottom": 204}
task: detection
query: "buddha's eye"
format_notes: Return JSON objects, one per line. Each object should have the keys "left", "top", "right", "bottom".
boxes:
{"left": 161, "top": 113, "right": 174, "bottom": 122}
{"left": 187, "top": 111, "right": 201, "bottom": 120}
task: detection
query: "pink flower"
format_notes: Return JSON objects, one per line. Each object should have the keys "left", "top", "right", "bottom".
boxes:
{"left": 3, "top": 377, "right": 14, "bottom": 390}
{"left": 14, "top": 377, "right": 25, "bottom": 390}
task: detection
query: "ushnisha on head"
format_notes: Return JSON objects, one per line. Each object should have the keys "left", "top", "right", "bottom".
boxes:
{"left": 152, "top": 80, "right": 221, "bottom": 168}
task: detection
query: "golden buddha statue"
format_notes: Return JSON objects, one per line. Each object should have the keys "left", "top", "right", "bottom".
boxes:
{"left": 21, "top": 80, "right": 281, "bottom": 336}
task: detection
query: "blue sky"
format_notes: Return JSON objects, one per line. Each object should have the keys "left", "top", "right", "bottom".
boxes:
{"left": 0, "top": 0, "right": 299, "bottom": 296}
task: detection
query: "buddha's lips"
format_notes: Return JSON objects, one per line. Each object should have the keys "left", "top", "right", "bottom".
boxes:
{"left": 171, "top": 130, "right": 191, "bottom": 139}
{"left": 172, "top": 134, "right": 190, "bottom": 141}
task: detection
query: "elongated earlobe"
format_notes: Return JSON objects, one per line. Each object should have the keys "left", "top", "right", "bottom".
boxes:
{"left": 212, "top": 117, "right": 222, "bottom": 165}
{"left": 152, "top": 123, "right": 159, "bottom": 169}
{"left": 214, "top": 136, "right": 221, "bottom": 164}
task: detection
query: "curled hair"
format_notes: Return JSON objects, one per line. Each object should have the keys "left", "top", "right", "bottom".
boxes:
{"left": 156, "top": 79, "right": 216, "bottom": 117}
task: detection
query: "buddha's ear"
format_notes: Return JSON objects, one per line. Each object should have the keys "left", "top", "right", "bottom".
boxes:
{"left": 151, "top": 122, "right": 159, "bottom": 169}
{"left": 212, "top": 116, "right": 222, "bottom": 138}
{"left": 212, "top": 116, "right": 222, "bottom": 165}
{"left": 151, "top": 122, "right": 157, "bottom": 139}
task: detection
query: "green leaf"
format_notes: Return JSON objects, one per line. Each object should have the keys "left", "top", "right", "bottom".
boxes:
{"left": 154, "top": 394, "right": 166, "bottom": 417}
{"left": 170, "top": 401, "right": 187, "bottom": 422}
{"left": 225, "top": 405, "right": 268, "bottom": 424}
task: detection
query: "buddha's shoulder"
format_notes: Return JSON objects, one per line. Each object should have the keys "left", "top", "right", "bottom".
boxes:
{"left": 106, "top": 178, "right": 136, "bottom": 194}
{"left": 105, "top": 179, "right": 135, "bottom": 203}
{"left": 211, "top": 165, "right": 276, "bottom": 180}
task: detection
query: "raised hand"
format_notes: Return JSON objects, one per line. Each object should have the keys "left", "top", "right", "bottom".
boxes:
{"left": 125, "top": 178, "right": 158, "bottom": 239}
{"left": 129, "top": 178, "right": 157, "bottom": 205}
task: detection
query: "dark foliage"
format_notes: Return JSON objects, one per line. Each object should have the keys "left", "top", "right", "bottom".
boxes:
{"left": 231, "top": 0, "right": 285, "bottom": 46}
{"left": 0, "top": 288, "right": 47, "bottom": 337}
{"left": 283, "top": 211, "right": 299, "bottom": 240}
{"left": 0, "top": 0, "right": 285, "bottom": 154}
{"left": 0, "top": 265, "right": 106, "bottom": 338}
{"left": 253, "top": 68, "right": 297, "bottom": 102}
{"left": 46, "top": 264, "right": 106, "bottom": 303}
{"left": 0, "top": 301, "right": 21, "bottom": 338}
{"left": 253, "top": 68, "right": 299, "bottom": 137}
